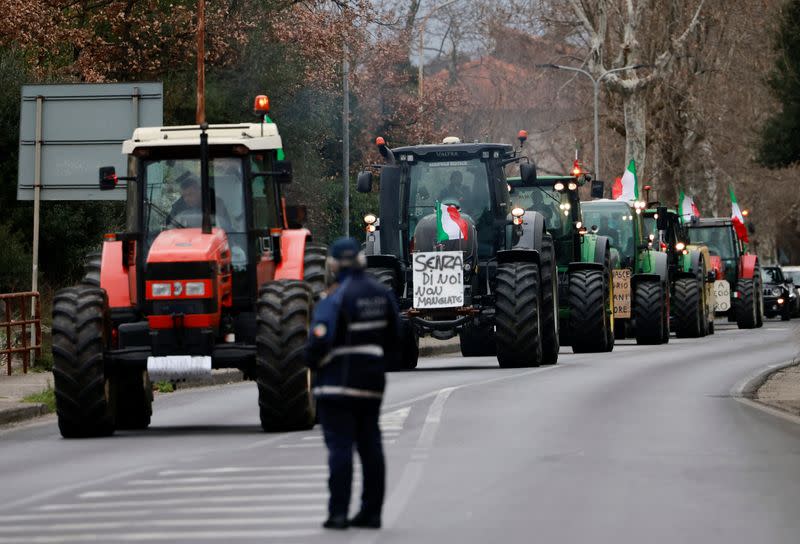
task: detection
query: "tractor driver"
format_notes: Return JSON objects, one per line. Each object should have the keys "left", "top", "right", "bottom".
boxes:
{"left": 527, "top": 189, "right": 560, "bottom": 232}
{"left": 166, "top": 174, "right": 233, "bottom": 232}
{"left": 438, "top": 170, "right": 471, "bottom": 209}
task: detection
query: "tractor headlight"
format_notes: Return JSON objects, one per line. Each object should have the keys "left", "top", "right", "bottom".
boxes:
{"left": 511, "top": 207, "right": 525, "bottom": 218}
{"left": 366, "top": 224, "right": 376, "bottom": 233}
{"left": 185, "top": 281, "right": 207, "bottom": 296}
{"left": 554, "top": 182, "right": 565, "bottom": 191}
{"left": 675, "top": 242, "right": 686, "bottom": 251}
{"left": 568, "top": 182, "right": 578, "bottom": 191}
{"left": 364, "top": 213, "right": 377, "bottom": 225}
{"left": 151, "top": 283, "right": 171, "bottom": 298}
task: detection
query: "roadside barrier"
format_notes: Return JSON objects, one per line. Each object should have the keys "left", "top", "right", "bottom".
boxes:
{"left": 0, "top": 292, "right": 41, "bottom": 375}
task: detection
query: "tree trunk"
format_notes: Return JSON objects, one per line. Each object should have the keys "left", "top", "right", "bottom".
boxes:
{"left": 623, "top": 90, "right": 647, "bottom": 179}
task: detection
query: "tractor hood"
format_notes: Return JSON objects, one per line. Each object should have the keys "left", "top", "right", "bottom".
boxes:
{"left": 147, "top": 228, "right": 231, "bottom": 265}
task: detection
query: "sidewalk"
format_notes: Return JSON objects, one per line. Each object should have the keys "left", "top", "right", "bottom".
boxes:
{"left": 0, "top": 337, "right": 460, "bottom": 427}
{"left": 755, "top": 361, "right": 800, "bottom": 416}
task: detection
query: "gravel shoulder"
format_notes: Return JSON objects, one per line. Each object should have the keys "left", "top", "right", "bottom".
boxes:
{"left": 755, "top": 361, "right": 800, "bottom": 416}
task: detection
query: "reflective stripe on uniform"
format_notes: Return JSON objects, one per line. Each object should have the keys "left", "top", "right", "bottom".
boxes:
{"left": 319, "top": 345, "right": 384, "bottom": 367}
{"left": 313, "top": 386, "right": 383, "bottom": 399}
{"left": 347, "top": 320, "right": 388, "bottom": 332}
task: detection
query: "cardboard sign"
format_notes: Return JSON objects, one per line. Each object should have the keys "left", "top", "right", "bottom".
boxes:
{"left": 613, "top": 268, "right": 632, "bottom": 318}
{"left": 713, "top": 280, "right": 731, "bottom": 312}
{"left": 412, "top": 251, "right": 464, "bottom": 309}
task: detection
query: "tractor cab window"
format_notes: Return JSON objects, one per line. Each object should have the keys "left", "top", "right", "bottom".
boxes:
{"left": 250, "top": 153, "right": 280, "bottom": 230}
{"left": 408, "top": 157, "right": 494, "bottom": 255}
{"left": 511, "top": 185, "right": 572, "bottom": 265}
{"left": 582, "top": 205, "right": 636, "bottom": 259}
{"left": 688, "top": 226, "right": 736, "bottom": 261}
{"left": 142, "top": 156, "right": 248, "bottom": 269}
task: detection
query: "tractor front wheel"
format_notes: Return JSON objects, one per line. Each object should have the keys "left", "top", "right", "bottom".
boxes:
{"left": 52, "top": 286, "right": 115, "bottom": 438}
{"left": 303, "top": 244, "right": 328, "bottom": 301}
{"left": 459, "top": 325, "right": 496, "bottom": 357}
{"left": 673, "top": 278, "right": 704, "bottom": 338}
{"left": 256, "top": 281, "right": 315, "bottom": 432}
{"left": 568, "top": 269, "right": 607, "bottom": 353}
{"left": 634, "top": 280, "right": 666, "bottom": 345}
{"left": 735, "top": 279, "right": 758, "bottom": 329}
{"left": 539, "top": 236, "right": 559, "bottom": 365}
{"left": 495, "top": 262, "right": 542, "bottom": 368}
{"left": 115, "top": 370, "right": 153, "bottom": 430}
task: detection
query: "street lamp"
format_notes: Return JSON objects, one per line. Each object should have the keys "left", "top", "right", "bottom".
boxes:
{"left": 536, "top": 63, "right": 649, "bottom": 181}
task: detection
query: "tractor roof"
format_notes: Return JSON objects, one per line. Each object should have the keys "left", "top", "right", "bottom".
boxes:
{"left": 391, "top": 142, "right": 513, "bottom": 157}
{"left": 689, "top": 217, "right": 733, "bottom": 228}
{"left": 582, "top": 198, "right": 633, "bottom": 210}
{"left": 122, "top": 123, "right": 282, "bottom": 154}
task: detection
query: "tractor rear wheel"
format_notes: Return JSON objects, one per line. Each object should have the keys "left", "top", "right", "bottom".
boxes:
{"left": 568, "top": 269, "right": 607, "bottom": 353}
{"left": 539, "top": 236, "right": 559, "bottom": 364}
{"left": 115, "top": 370, "right": 153, "bottom": 430}
{"left": 367, "top": 267, "right": 398, "bottom": 293}
{"left": 389, "top": 321, "right": 419, "bottom": 371}
{"left": 735, "top": 279, "right": 758, "bottom": 329}
{"left": 459, "top": 325, "right": 496, "bottom": 357}
{"left": 81, "top": 252, "right": 102, "bottom": 286}
{"left": 52, "top": 286, "right": 115, "bottom": 438}
{"left": 495, "top": 262, "right": 542, "bottom": 368}
{"left": 634, "top": 280, "right": 666, "bottom": 345}
{"left": 256, "top": 281, "right": 315, "bottom": 431}
{"left": 303, "top": 244, "right": 328, "bottom": 301}
{"left": 673, "top": 278, "right": 704, "bottom": 338}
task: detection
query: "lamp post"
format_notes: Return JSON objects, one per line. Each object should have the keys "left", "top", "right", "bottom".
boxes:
{"left": 536, "top": 63, "right": 649, "bottom": 181}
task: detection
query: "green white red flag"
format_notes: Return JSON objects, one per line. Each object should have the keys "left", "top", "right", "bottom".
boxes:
{"left": 436, "top": 201, "right": 469, "bottom": 243}
{"left": 730, "top": 185, "right": 749, "bottom": 243}
{"left": 678, "top": 189, "right": 700, "bottom": 223}
{"left": 612, "top": 160, "right": 639, "bottom": 201}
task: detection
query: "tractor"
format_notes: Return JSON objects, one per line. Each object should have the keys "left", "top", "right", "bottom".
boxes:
{"left": 355, "top": 134, "right": 557, "bottom": 369}
{"left": 686, "top": 217, "right": 763, "bottom": 329}
{"left": 642, "top": 206, "right": 715, "bottom": 337}
{"left": 581, "top": 199, "right": 670, "bottom": 344}
{"left": 507, "top": 170, "right": 615, "bottom": 353}
{"left": 51, "top": 96, "right": 326, "bottom": 438}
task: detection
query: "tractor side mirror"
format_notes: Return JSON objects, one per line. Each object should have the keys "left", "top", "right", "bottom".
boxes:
{"left": 99, "top": 166, "right": 117, "bottom": 191}
{"left": 274, "top": 160, "right": 293, "bottom": 184}
{"left": 656, "top": 206, "right": 669, "bottom": 231}
{"left": 357, "top": 171, "right": 373, "bottom": 193}
{"left": 520, "top": 163, "right": 537, "bottom": 185}
{"left": 590, "top": 179, "right": 604, "bottom": 199}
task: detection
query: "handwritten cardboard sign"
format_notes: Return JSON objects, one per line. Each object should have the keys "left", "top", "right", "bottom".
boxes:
{"left": 613, "top": 268, "right": 632, "bottom": 318}
{"left": 713, "top": 280, "right": 731, "bottom": 312}
{"left": 412, "top": 251, "right": 464, "bottom": 309}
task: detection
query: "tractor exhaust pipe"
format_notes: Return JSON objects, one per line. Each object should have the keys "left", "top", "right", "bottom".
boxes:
{"left": 200, "top": 123, "right": 212, "bottom": 235}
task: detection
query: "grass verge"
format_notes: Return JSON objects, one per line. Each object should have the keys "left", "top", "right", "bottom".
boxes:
{"left": 22, "top": 387, "right": 56, "bottom": 413}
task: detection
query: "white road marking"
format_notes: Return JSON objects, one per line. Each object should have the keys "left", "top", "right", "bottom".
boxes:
{"left": 158, "top": 465, "right": 326, "bottom": 476}
{"left": 0, "top": 529, "right": 322, "bottom": 543}
{"left": 37, "top": 493, "right": 328, "bottom": 511}
{"left": 0, "top": 517, "right": 321, "bottom": 533}
{"left": 127, "top": 473, "right": 329, "bottom": 485}
{"left": 79, "top": 482, "right": 324, "bottom": 498}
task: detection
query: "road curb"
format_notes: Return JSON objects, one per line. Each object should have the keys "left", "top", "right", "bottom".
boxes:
{"left": 732, "top": 359, "right": 800, "bottom": 399}
{"left": 0, "top": 403, "right": 49, "bottom": 426}
{"left": 419, "top": 342, "right": 461, "bottom": 357}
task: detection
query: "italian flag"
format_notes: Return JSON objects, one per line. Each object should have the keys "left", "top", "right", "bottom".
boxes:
{"left": 678, "top": 189, "right": 700, "bottom": 223}
{"left": 436, "top": 201, "right": 469, "bottom": 243}
{"left": 730, "top": 185, "right": 749, "bottom": 243}
{"left": 612, "top": 160, "right": 639, "bottom": 201}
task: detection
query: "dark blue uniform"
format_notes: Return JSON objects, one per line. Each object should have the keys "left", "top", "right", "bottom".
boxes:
{"left": 306, "top": 267, "right": 400, "bottom": 525}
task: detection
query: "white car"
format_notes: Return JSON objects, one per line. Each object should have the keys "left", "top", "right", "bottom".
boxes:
{"left": 780, "top": 265, "right": 800, "bottom": 317}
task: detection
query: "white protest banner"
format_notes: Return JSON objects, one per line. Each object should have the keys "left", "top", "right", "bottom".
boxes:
{"left": 412, "top": 251, "right": 464, "bottom": 309}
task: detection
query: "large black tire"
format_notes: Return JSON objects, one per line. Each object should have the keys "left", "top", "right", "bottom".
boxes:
{"left": 81, "top": 252, "right": 102, "bottom": 286}
{"left": 634, "top": 280, "right": 666, "bottom": 345}
{"left": 367, "top": 267, "right": 398, "bottom": 294}
{"left": 568, "top": 269, "right": 607, "bottom": 353}
{"left": 781, "top": 303, "right": 791, "bottom": 321}
{"left": 52, "top": 286, "right": 115, "bottom": 438}
{"left": 389, "top": 322, "right": 419, "bottom": 371}
{"left": 256, "top": 281, "right": 315, "bottom": 431}
{"left": 115, "top": 370, "right": 153, "bottom": 430}
{"left": 459, "top": 325, "right": 496, "bottom": 357}
{"left": 539, "top": 236, "right": 559, "bottom": 364}
{"left": 303, "top": 243, "right": 328, "bottom": 301}
{"left": 673, "top": 278, "right": 704, "bottom": 338}
{"left": 495, "top": 262, "right": 542, "bottom": 368}
{"left": 735, "top": 279, "right": 758, "bottom": 329}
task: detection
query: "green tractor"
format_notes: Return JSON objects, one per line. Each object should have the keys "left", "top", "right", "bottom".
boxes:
{"left": 508, "top": 171, "right": 614, "bottom": 352}
{"left": 581, "top": 199, "right": 670, "bottom": 344}
{"left": 642, "top": 206, "right": 715, "bottom": 337}
{"left": 356, "top": 135, "right": 559, "bottom": 369}
{"left": 686, "top": 217, "right": 763, "bottom": 329}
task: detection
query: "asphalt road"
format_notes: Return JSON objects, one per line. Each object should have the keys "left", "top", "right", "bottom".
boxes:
{"left": 1, "top": 320, "right": 799, "bottom": 543}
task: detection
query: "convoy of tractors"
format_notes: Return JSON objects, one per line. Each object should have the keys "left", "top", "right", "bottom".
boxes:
{"left": 50, "top": 106, "right": 771, "bottom": 438}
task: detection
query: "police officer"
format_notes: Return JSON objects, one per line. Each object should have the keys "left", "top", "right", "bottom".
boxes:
{"left": 305, "top": 238, "right": 400, "bottom": 530}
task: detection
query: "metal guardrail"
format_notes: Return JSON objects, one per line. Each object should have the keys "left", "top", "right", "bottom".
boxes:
{"left": 0, "top": 292, "right": 42, "bottom": 375}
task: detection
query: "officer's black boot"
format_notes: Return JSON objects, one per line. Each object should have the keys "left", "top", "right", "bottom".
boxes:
{"left": 349, "top": 512, "right": 381, "bottom": 529}
{"left": 323, "top": 515, "right": 349, "bottom": 530}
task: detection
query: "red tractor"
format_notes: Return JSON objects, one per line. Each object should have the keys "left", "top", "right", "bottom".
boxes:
{"left": 51, "top": 97, "right": 326, "bottom": 437}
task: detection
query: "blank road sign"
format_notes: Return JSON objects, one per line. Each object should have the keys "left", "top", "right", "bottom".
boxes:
{"left": 17, "top": 82, "right": 163, "bottom": 201}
